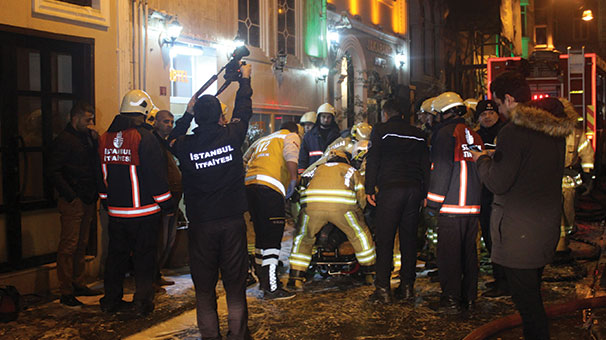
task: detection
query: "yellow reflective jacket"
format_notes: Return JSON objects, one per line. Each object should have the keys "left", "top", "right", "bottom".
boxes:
{"left": 245, "top": 129, "right": 299, "bottom": 196}
{"left": 301, "top": 161, "right": 366, "bottom": 211}
{"left": 565, "top": 127, "right": 594, "bottom": 173}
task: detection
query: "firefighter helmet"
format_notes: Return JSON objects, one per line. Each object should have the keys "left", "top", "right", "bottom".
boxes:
{"left": 351, "top": 122, "right": 372, "bottom": 141}
{"left": 328, "top": 149, "right": 350, "bottom": 163}
{"left": 352, "top": 140, "right": 369, "bottom": 161}
{"left": 464, "top": 98, "right": 479, "bottom": 111}
{"left": 300, "top": 111, "right": 317, "bottom": 125}
{"left": 296, "top": 123, "right": 305, "bottom": 138}
{"left": 432, "top": 92, "right": 466, "bottom": 115}
{"left": 146, "top": 106, "right": 160, "bottom": 124}
{"left": 420, "top": 97, "right": 436, "bottom": 115}
{"left": 120, "top": 89, "right": 154, "bottom": 115}
{"left": 317, "top": 103, "right": 336, "bottom": 116}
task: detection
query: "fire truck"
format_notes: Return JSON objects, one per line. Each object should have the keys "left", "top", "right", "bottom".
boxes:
{"left": 487, "top": 49, "right": 606, "bottom": 175}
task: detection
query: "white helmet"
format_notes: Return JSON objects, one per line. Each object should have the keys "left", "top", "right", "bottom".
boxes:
{"left": 120, "top": 89, "right": 154, "bottom": 115}
{"left": 464, "top": 98, "right": 478, "bottom": 111}
{"left": 432, "top": 92, "right": 466, "bottom": 115}
{"left": 300, "top": 111, "right": 317, "bottom": 125}
{"left": 317, "top": 103, "right": 336, "bottom": 116}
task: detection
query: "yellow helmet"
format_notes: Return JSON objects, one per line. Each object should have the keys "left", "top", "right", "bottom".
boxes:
{"left": 296, "top": 123, "right": 305, "bottom": 138}
{"left": 317, "top": 103, "right": 336, "bottom": 116}
{"left": 351, "top": 122, "right": 372, "bottom": 141}
{"left": 432, "top": 92, "right": 466, "bottom": 115}
{"left": 328, "top": 149, "right": 350, "bottom": 163}
{"left": 120, "top": 89, "right": 154, "bottom": 115}
{"left": 352, "top": 140, "right": 369, "bottom": 161}
{"left": 300, "top": 111, "right": 317, "bottom": 125}
{"left": 420, "top": 97, "right": 436, "bottom": 115}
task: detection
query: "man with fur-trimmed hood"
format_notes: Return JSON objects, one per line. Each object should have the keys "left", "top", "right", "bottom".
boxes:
{"left": 471, "top": 72, "right": 576, "bottom": 340}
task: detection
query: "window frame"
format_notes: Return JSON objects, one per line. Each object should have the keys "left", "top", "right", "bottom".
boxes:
{"left": 33, "top": 0, "right": 111, "bottom": 29}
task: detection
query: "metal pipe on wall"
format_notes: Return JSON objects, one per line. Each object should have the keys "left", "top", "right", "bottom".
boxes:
{"left": 131, "top": 0, "right": 137, "bottom": 89}
{"left": 138, "top": 0, "right": 142, "bottom": 90}
{"left": 143, "top": 1, "right": 148, "bottom": 91}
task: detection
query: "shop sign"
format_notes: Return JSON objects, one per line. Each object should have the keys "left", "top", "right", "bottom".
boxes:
{"left": 170, "top": 69, "right": 188, "bottom": 83}
{"left": 367, "top": 39, "right": 393, "bottom": 57}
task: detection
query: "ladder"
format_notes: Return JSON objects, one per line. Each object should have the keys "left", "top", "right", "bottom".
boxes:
{"left": 567, "top": 46, "right": 586, "bottom": 123}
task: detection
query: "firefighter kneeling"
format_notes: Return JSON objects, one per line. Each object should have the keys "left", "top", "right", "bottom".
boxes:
{"left": 288, "top": 150, "right": 376, "bottom": 289}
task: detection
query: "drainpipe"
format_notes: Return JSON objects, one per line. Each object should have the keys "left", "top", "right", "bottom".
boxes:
{"left": 143, "top": 0, "right": 148, "bottom": 91}
{"left": 131, "top": 0, "right": 137, "bottom": 88}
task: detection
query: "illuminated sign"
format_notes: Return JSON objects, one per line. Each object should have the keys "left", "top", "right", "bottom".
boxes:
{"left": 170, "top": 69, "right": 188, "bottom": 83}
{"left": 367, "top": 40, "right": 393, "bottom": 57}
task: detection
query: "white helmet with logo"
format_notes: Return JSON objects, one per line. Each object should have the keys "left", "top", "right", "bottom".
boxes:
{"left": 432, "top": 92, "right": 466, "bottom": 115}
{"left": 120, "top": 89, "right": 154, "bottom": 115}
{"left": 317, "top": 103, "right": 336, "bottom": 117}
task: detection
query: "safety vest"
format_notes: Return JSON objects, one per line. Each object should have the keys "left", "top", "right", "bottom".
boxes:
{"left": 245, "top": 130, "right": 292, "bottom": 196}
{"left": 300, "top": 161, "right": 366, "bottom": 211}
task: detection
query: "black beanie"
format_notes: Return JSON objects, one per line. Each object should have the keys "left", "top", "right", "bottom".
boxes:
{"left": 193, "top": 95, "right": 222, "bottom": 125}
{"left": 475, "top": 100, "right": 498, "bottom": 120}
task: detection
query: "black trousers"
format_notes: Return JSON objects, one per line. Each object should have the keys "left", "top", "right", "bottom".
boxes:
{"left": 246, "top": 185, "right": 285, "bottom": 261}
{"left": 437, "top": 215, "right": 479, "bottom": 302}
{"left": 374, "top": 185, "right": 423, "bottom": 289}
{"left": 104, "top": 214, "right": 161, "bottom": 307}
{"left": 189, "top": 215, "right": 250, "bottom": 340}
{"left": 503, "top": 266, "right": 549, "bottom": 340}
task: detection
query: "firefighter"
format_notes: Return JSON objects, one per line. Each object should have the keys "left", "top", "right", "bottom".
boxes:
{"left": 298, "top": 103, "right": 340, "bottom": 173}
{"left": 426, "top": 91, "right": 483, "bottom": 314}
{"left": 288, "top": 150, "right": 376, "bottom": 289}
{"left": 98, "top": 90, "right": 173, "bottom": 317}
{"left": 245, "top": 121, "right": 300, "bottom": 300}
{"left": 417, "top": 97, "right": 438, "bottom": 134}
{"left": 300, "top": 111, "right": 317, "bottom": 135}
{"left": 557, "top": 98, "right": 595, "bottom": 252}
{"left": 300, "top": 122, "right": 372, "bottom": 178}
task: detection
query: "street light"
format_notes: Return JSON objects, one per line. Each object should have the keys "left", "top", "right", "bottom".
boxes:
{"left": 582, "top": 9, "right": 593, "bottom": 21}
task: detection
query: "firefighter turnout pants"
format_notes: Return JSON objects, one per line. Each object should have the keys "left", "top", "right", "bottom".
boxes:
{"left": 437, "top": 215, "right": 479, "bottom": 303}
{"left": 246, "top": 184, "right": 286, "bottom": 292}
{"left": 290, "top": 207, "right": 376, "bottom": 273}
{"left": 188, "top": 215, "right": 251, "bottom": 340}
{"left": 103, "top": 214, "right": 161, "bottom": 308}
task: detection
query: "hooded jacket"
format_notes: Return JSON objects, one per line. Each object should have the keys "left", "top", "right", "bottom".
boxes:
{"left": 298, "top": 119, "right": 340, "bottom": 173}
{"left": 98, "top": 114, "right": 172, "bottom": 218}
{"left": 476, "top": 99, "right": 576, "bottom": 269}
{"left": 169, "top": 78, "right": 252, "bottom": 223}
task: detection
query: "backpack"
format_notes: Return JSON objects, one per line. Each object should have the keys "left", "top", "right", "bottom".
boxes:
{"left": 0, "top": 285, "right": 20, "bottom": 322}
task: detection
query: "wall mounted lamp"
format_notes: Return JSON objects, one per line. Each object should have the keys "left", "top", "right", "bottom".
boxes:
{"left": 271, "top": 50, "right": 288, "bottom": 72}
{"left": 582, "top": 10, "right": 594, "bottom": 21}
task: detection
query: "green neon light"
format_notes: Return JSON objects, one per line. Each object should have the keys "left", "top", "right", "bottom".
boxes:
{"left": 305, "top": 0, "right": 327, "bottom": 58}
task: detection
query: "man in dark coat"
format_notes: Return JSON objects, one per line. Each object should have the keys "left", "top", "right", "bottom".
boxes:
{"left": 474, "top": 100, "right": 508, "bottom": 297}
{"left": 49, "top": 102, "right": 102, "bottom": 307}
{"left": 472, "top": 72, "right": 576, "bottom": 340}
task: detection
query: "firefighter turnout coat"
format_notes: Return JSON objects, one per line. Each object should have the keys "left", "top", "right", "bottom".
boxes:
{"left": 426, "top": 118, "right": 483, "bottom": 215}
{"left": 98, "top": 115, "right": 173, "bottom": 218}
{"left": 290, "top": 161, "right": 376, "bottom": 272}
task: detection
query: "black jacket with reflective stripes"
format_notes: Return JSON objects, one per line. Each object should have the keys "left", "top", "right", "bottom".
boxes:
{"left": 98, "top": 115, "right": 172, "bottom": 218}
{"left": 426, "top": 117, "right": 483, "bottom": 215}
{"left": 364, "top": 116, "right": 430, "bottom": 195}
{"left": 298, "top": 121, "right": 340, "bottom": 173}
{"left": 169, "top": 78, "right": 253, "bottom": 223}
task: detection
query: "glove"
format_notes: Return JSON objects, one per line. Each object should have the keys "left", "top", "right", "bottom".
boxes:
{"left": 286, "top": 179, "right": 297, "bottom": 199}
{"left": 424, "top": 206, "right": 440, "bottom": 218}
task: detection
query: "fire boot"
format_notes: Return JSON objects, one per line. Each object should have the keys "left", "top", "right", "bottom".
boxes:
{"left": 361, "top": 265, "right": 375, "bottom": 286}
{"left": 287, "top": 269, "right": 306, "bottom": 291}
